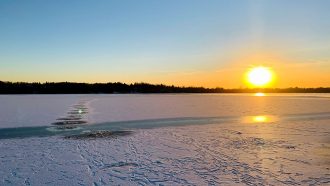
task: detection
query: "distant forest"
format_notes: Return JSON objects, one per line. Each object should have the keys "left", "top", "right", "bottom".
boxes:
{"left": 0, "top": 81, "right": 329, "bottom": 94}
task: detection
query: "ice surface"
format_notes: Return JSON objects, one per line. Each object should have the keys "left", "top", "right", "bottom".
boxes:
{"left": 88, "top": 94, "right": 330, "bottom": 124}
{"left": 1, "top": 94, "right": 330, "bottom": 128}
{"left": 0, "top": 94, "right": 329, "bottom": 185}
{"left": 0, "top": 95, "right": 89, "bottom": 128}
{"left": 0, "top": 112, "right": 329, "bottom": 140}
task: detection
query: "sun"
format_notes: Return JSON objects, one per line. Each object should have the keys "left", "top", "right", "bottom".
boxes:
{"left": 246, "top": 66, "right": 273, "bottom": 87}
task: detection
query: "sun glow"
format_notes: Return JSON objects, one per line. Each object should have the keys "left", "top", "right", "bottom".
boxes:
{"left": 246, "top": 66, "right": 273, "bottom": 87}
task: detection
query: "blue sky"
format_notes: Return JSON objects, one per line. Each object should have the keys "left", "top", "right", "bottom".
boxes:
{"left": 0, "top": 0, "right": 329, "bottom": 87}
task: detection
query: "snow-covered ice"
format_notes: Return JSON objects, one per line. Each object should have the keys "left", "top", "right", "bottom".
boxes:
{"left": 0, "top": 94, "right": 329, "bottom": 185}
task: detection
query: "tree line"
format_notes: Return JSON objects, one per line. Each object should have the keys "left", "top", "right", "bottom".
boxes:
{"left": 0, "top": 81, "right": 329, "bottom": 94}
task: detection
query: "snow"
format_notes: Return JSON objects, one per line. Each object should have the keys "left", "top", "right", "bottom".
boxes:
{"left": 0, "top": 94, "right": 329, "bottom": 185}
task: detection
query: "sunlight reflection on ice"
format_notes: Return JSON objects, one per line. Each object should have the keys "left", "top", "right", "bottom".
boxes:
{"left": 255, "top": 92, "right": 266, "bottom": 97}
{"left": 243, "top": 115, "right": 278, "bottom": 123}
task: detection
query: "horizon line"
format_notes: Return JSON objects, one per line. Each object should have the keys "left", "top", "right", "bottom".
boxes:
{"left": 1, "top": 80, "right": 329, "bottom": 90}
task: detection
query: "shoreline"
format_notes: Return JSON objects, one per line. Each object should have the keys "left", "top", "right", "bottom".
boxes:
{"left": 1, "top": 81, "right": 330, "bottom": 94}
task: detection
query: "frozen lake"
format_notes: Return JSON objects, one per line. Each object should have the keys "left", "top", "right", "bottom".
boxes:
{"left": 0, "top": 94, "right": 329, "bottom": 185}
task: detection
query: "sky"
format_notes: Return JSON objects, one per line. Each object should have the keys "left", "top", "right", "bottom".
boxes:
{"left": 0, "top": 0, "right": 329, "bottom": 88}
